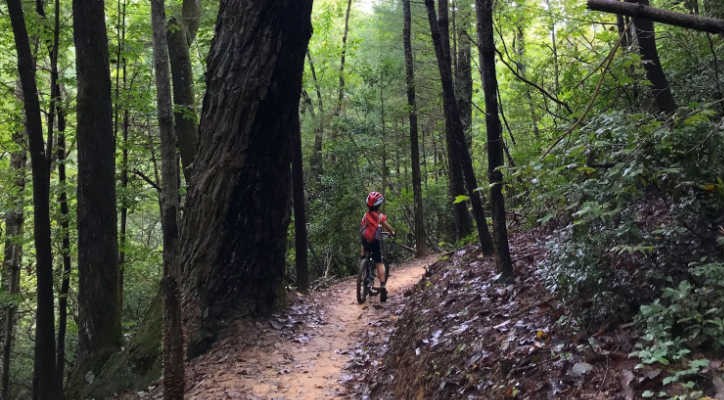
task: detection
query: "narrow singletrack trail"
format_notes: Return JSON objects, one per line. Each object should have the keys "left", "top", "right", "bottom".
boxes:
{"left": 180, "top": 254, "right": 439, "bottom": 400}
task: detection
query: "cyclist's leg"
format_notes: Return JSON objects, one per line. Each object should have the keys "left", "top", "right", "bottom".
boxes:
{"left": 369, "top": 240, "right": 385, "bottom": 286}
{"left": 376, "top": 263, "right": 385, "bottom": 285}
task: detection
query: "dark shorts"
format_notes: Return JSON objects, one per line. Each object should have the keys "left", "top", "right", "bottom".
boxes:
{"left": 361, "top": 238, "right": 382, "bottom": 263}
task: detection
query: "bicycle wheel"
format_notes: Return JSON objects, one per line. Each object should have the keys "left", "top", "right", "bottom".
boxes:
{"left": 356, "top": 258, "right": 368, "bottom": 304}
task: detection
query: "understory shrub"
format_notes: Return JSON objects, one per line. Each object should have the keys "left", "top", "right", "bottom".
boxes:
{"left": 518, "top": 109, "right": 723, "bottom": 328}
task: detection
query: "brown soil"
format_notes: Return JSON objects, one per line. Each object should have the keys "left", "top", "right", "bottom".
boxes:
{"left": 346, "top": 232, "right": 639, "bottom": 400}
{"left": 127, "top": 254, "right": 439, "bottom": 400}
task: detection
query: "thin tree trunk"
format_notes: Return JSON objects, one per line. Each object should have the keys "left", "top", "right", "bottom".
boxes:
{"left": 475, "top": 0, "right": 514, "bottom": 279}
{"left": 626, "top": 0, "right": 677, "bottom": 113}
{"left": 45, "top": 0, "right": 71, "bottom": 387}
{"left": 438, "top": 0, "right": 451, "bottom": 65}
{"left": 513, "top": 24, "right": 541, "bottom": 138}
{"left": 706, "top": 34, "right": 724, "bottom": 114}
{"left": 151, "top": 0, "right": 184, "bottom": 397}
{"left": 441, "top": 0, "right": 473, "bottom": 239}
{"left": 546, "top": 0, "right": 561, "bottom": 105}
{"left": 168, "top": 0, "right": 201, "bottom": 181}
{"left": 5, "top": 0, "right": 60, "bottom": 397}
{"left": 72, "top": 0, "right": 121, "bottom": 384}
{"left": 380, "top": 82, "right": 389, "bottom": 191}
{"left": 55, "top": 117, "right": 71, "bottom": 389}
{"left": 454, "top": 0, "right": 473, "bottom": 147}
{"left": 306, "top": 51, "right": 325, "bottom": 182}
{"left": 113, "top": 0, "right": 122, "bottom": 144}
{"left": 118, "top": 0, "right": 129, "bottom": 311}
{"left": 180, "top": 0, "right": 313, "bottom": 357}
{"left": 403, "top": 0, "right": 427, "bottom": 257}
{"left": 1, "top": 129, "right": 26, "bottom": 400}
{"left": 437, "top": 0, "right": 473, "bottom": 240}
{"left": 617, "top": 14, "right": 640, "bottom": 107}
{"left": 425, "top": 0, "right": 495, "bottom": 254}
{"left": 291, "top": 111, "right": 309, "bottom": 292}
{"left": 336, "top": 0, "right": 353, "bottom": 116}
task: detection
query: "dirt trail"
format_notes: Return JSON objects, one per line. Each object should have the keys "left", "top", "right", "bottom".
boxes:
{"left": 180, "top": 254, "right": 438, "bottom": 400}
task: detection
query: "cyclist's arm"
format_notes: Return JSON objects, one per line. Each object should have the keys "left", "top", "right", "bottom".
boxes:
{"left": 381, "top": 220, "right": 395, "bottom": 236}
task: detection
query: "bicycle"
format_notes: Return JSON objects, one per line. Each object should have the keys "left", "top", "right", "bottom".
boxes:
{"left": 356, "top": 231, "right": 392, "bottom": 304}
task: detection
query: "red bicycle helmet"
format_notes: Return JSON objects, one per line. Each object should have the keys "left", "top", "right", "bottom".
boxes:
{"left": 366, "top": 191, "right": 384, "bottom": 207}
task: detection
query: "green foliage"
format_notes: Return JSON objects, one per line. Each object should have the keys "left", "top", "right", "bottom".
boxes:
{"left": 633, "top": 261, "right": 724, "bottom": 366}
{"left": 527, "top": 108, "right": 724, "bottom": 328}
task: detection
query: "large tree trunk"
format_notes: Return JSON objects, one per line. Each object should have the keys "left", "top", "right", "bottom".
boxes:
{"left": 72, "top": 0, "right": 122, "bottom": 383}
{"left": 425, "top": 0, "right": 494, "bottom": 254}
{"left": 1, "top": 130, "right": 26, "bottom": 400}
{"left": 5, "top": 0, "right": 60, "bottom": 397}
{"left": 627, "top": 0, "right": 677, "bottom": 113}
{"left": 403, "top": 0, "right": 427, "bottom": 257}
{"left": 180, "top": 0, "right": 313, "bottom": 357}
{"left": 150, "top": 0, "right": 184, "bottom": 397}
{"left": 475, "top": 0, "right": 514, "bottom": 279}
{"left": 168, "top": 0, "right": 201, "bottom": 181}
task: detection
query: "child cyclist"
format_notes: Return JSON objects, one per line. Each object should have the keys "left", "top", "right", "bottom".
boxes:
{"left": 360, "top": 191, "right": 395, "bottom": 301}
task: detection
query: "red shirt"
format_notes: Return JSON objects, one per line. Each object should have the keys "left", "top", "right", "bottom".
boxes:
{"left": 360, "top": 211, "right": 387, "bottom": 242}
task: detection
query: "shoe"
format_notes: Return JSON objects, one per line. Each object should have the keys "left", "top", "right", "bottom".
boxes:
{"left": 380, "top": 287, "right": 387, "bottom": 302}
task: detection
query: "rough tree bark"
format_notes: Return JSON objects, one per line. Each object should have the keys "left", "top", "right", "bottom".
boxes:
{"left": 628, "top": 0, "right": 678, "bottom": 113}
{"left": 5, "top": 0, "right": 61, "bottom": 397}
{"left": 425, "top": 0, "right": 494, "bottom": 254}
{"left": 180, "top": 0, "right": 314, "bottom": 357}
{"left": 150, "top": 0, "right": 184, "bottom": 397}
{"left": 1, "top": 130, "right": 26, "bottom": 400}
{"left": 475, "top": 0, "right": 514, "bottom": 279}
{"left": 72, "top": 0, "right": 122, "bottom": 385}
{"left": 403, "top": 0, "right": 427, "bottom": 257}
{"left": 168, "top": 0, "right": 201, "bottom": 180}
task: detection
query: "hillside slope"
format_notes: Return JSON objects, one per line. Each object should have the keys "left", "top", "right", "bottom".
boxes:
{"left": 347, "top": 232, "right": 671, "bottom": 399}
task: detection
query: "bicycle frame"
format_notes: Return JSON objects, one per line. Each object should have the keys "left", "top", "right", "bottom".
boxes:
{"left": 356, "top": 232, "right": 392, "bottom": 304}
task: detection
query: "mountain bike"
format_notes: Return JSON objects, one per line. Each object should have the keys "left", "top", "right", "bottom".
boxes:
{"left": 357, "top": 231, "right": 392, "bottom": 304}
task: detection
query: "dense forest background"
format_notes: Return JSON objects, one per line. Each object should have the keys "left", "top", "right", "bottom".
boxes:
{"left": 0, "top": 0, "right": 722, "bottom": 398}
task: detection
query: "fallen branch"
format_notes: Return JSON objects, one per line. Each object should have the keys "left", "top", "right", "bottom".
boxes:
{"left": 133, "top": 169, "right": 161, "bottom": 192}
{"left": 587, "top": 0, "right": 724, "bottom": 35}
